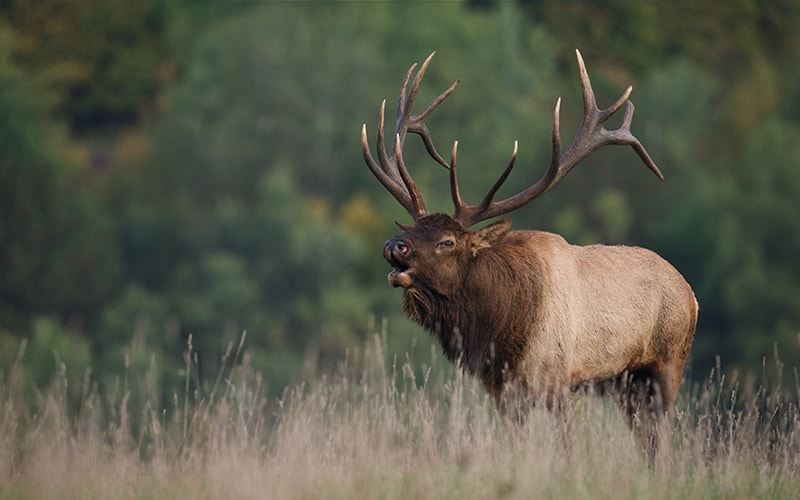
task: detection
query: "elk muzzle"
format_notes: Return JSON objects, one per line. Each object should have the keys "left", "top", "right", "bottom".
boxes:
{"left": 384, "top": 237, "right": 414, "bottom": 288}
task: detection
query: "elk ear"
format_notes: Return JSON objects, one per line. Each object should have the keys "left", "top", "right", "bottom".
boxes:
{"left": 395, "top": 221, "right": 415, "bottom": 232}
{"left": 471, "top": 219, "right": 512, "bottom": 255}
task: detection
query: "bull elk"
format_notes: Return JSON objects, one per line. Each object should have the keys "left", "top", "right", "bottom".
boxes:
{"left": 361, "top": 51, "right": 697, "bottom": 464}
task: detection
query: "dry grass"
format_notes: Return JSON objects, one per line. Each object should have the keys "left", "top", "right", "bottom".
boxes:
{"left": 1, "top": 331, "right": 799, "bottom": 499}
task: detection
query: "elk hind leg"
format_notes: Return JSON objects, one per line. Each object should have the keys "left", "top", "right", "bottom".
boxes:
{"left": 617, "top": 366, "right": 677, "bottom": 468}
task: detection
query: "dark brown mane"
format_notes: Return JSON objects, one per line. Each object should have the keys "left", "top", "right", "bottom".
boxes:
{"left": 403, "top": 235, "right": 545, "bottom": 394}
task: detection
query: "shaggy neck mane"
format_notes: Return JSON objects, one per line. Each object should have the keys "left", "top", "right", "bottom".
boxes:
{"left": 402, "top": 241, "right": 544, "bottom": 393}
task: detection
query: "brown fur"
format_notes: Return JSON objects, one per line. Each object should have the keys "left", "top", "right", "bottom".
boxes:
{"left": 385, "top": 213, "right": 698, "bottom": 463}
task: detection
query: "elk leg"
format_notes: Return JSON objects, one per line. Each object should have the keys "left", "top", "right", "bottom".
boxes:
{"left": 616, "top": 368, "right": 673, "bottom": 468}
{"left": 547, "top": 389, "right": 578, "bottom": 463}
{"left": 496, "top": 384, "right": 531, "bottom": 426}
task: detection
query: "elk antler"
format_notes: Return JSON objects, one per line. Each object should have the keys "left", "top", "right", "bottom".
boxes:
{"left": 361, "top": 52, "right": 459, "bottom": 221}
{"left": 451, "top": 49, "right": 663, "bottom": 228}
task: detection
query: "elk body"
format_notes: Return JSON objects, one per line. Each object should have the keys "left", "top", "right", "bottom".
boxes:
{"left": 361, "top": 51, "right": 697, "bottom": 462}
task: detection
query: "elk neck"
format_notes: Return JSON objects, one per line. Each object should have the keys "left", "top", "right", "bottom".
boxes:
{"left": 402, "top": 232, "right": 547, "bottom": 394}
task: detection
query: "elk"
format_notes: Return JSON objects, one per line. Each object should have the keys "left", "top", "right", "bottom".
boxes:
{"left": 361, "top": 51, "right": 697, "bottom": 464}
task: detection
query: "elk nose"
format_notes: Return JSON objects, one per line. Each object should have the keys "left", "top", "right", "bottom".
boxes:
{"left": 384, "top": 238, "right": 410, "bottom": 262}
{"left": 392, "top": 240, "right": 409, "bottom": 255}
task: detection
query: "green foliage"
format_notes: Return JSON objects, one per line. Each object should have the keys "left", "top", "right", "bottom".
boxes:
{"left": 0, "top": 22, "right": 121, "bottom": 331}
{"left": 26, "top": 316, "right": 92, "bottom": 389}
{"left": 637, "top": 62, "right": 800, "bottom": 372}
{"left": 0, "top": 0, "right": 169, "bottom": 132}
{"left": 688, "top": 118, "right": 800, "bottom": 368}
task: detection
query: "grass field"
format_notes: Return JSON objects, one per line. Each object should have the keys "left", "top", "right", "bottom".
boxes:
{"left": 1, "top": 332, "right": 799, "bottom": 499}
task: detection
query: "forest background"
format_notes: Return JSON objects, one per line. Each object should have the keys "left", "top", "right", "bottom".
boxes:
{"left": 1, "top": 1, "right": 799, "bottom": 406}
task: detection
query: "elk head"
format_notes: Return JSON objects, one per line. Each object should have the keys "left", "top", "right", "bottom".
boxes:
{"left": 362, "top": 50, "right": 663, "bottom": 293}
{"left": 384, "top": 214, "right": 511, "bottom": 293}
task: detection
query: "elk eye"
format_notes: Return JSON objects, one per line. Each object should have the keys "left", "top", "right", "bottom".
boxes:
{"left": 438, "top": 239, "right": 455, "bottom": 249}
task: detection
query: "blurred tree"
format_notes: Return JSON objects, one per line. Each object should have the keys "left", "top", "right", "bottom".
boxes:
{"left": 639, "top": 62, "right": 800, "bottom": 373}
{"left": 0, "top": 23, "right": 121, "bottom": 335}
{"left": 0, "top": 0, "right": 170, "bottom": 133}
{"left": 521, "top": 0, "right": 800, "bottom": 164}
{"left": 706, "top": 118, "right": 800, "bottom": 369}
{"left": 25, "top": 316, "right": 92, "bottom": 390}
{"left": 520, "top": 1, "right": 800, "bottom": 77}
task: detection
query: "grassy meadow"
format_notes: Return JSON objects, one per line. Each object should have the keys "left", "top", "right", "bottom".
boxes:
{"left": 1, "top": 329, "right": 799, "bottom": 499}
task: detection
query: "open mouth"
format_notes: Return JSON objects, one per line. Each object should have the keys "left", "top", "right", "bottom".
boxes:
{"left": 388, "top": 266, "right": 414, "bottom": 288}
{"left": 384, "top": 243, "right": 414, "bottom": 288}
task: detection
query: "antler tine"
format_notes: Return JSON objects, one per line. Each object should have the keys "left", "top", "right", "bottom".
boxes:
{"left": 396, "top": 133, "right": 428, "bottom": 218}
{"left": 576, "top": 49, "right": 631, "bottom": 122}
{"left": 557, "top": 49, "right": 661, "bottom": 183}
{"left": 390, "top": 53, "right": 455, "bottom": 170}
{"left": 453, "top": 49, "right": 663, "bottom": 227}
{"left": 476, "top": 141, "right": 519, "bottom": 211}
{"left": 450, "top": 139, "right": 519, "bottom": 226}
{"left": 375, "top": 100, "right": 393, "bottom": 178}
{"left": 610, "top": 101, "right": 664, "bottom": 180}
{"left": 362, "top": 123, "right": 413, "bottom": 210}
{"left": 392, "top": 60, "right": 419, "bottom": 155}
{"left": 449, "top": 141, "right": 463, "bottom": 213}
{"left": 405, "top": 52, "right": 457, "bottom": 169}
{"left": 409, "top": 81, "right": 459, "bottom": 170}
{"left": 576, "top": 49, "right": 598, "bottom": 116}
{"left": 362, "top": 52, "right": 459, "bottom": 222}
{"left": 452, "top": 98, "right": 560, "bottom": 227}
